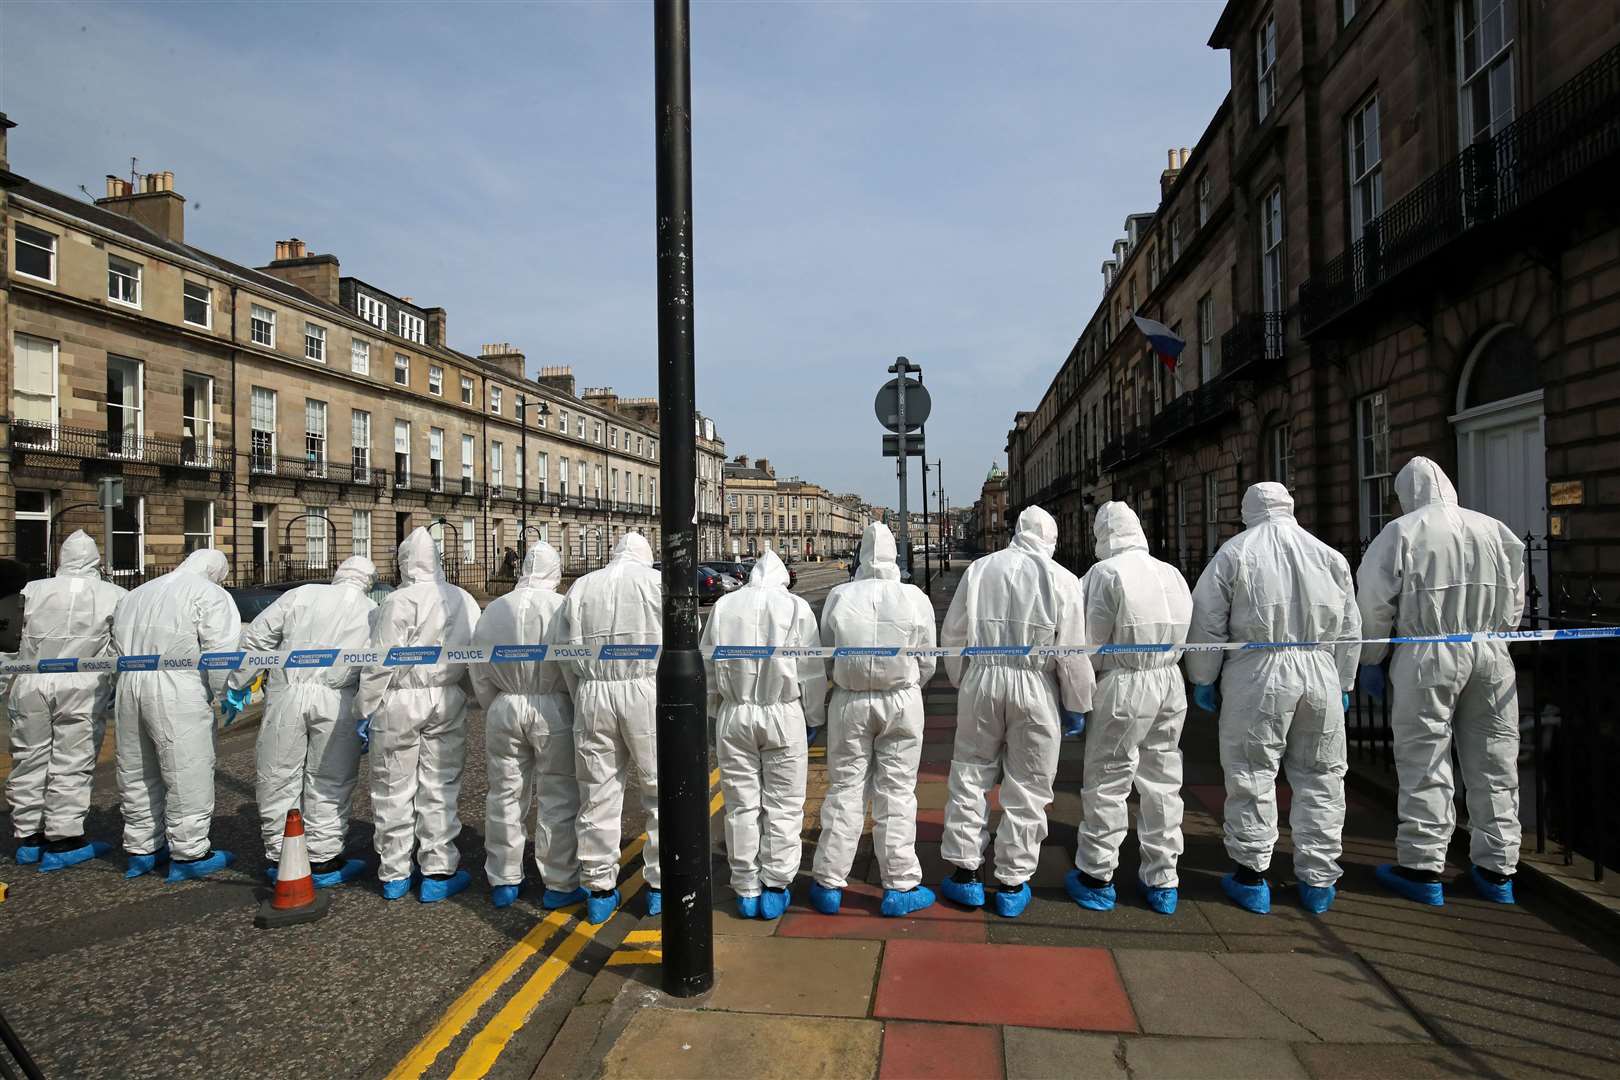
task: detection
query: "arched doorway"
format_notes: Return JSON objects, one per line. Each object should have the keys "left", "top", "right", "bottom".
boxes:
{"left": 1450, "top": 324, "right": 1546, "bottom": 613}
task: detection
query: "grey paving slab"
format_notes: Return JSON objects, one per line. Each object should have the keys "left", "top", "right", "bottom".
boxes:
{"left": 991, "top": 883, "right": 1228, "bottom": 953}
{"left": 702, "top": 936, "right": 881, "bottom": 1018}
{"left": 599, "top": 1008, "right": 883, "bottom": 1080}
{"left": 1112, "top": 950, "right": 1316, "bottom": 1041}
{"left": 1124, "top": 1036, "right": 1311, "bottom": 1079}
{"left": 1291, "top": 1041, "right": 1620, "bottom": 1080}
{"left": 1002, "top": 1028, "right": 1124, "bottom": 1080}
{"left": 1214, "top": 953, "right": 1431, "bottom": 1043}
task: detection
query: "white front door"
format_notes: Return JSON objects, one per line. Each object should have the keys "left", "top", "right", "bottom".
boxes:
{"left": 1453, "top": 389, "right": 1546, "bottom": 616}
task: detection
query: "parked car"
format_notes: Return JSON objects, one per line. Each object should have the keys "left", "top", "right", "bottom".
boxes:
{"left": 653, "top": 562, "right": 742, "bottom": 603}
{"left": 226, "top": 582, "right": 299, "bottom": 622}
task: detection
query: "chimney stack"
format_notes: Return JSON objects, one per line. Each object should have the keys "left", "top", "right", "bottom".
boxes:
{"left": 425, "top": 307, "right": 447, "bottom": 348}
{"left": 480, "top": 342, "right": 526, "bottom": 381}
{"left": 735, "top": 455, "right": 750, "bottom": 468}
{"left": 96, "top": 168, "right": 185, "bottom": 242}
{"left": 757, "top": 458, "right": 773, "bottom": 477}
{"left": 535, "top": 364, "right": 576, "bottom": 398}
{"left": 259, "top": 237, "right": 340, "bottom": 304}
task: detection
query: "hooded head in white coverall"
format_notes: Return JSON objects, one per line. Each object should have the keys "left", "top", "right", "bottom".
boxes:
{"left": 812, "top": 522, "right": 938, "bottom": 895}
{"left": 701, "top": 549, "right": 825, "bottom": 902}
{"left": 5, "top": 531, "right": 125, "bottom": 855}
{"left": 1075, "top": 503, "right": 1193, "bottom": 892}
{"left": 228, "top": 556, "right": 377, "bottom": 866}
{"left": 471, "top": 541, "right": 582, "bottom": 899}
{"left": 1356, "top": 457, "right": 1526, "bottom": 881}
{"left": 356, "top": 529, "right": 480, "bottom": 885}
{"left": 565, "top": 532, "right": 663, "bottom": 898}
{"left": 940, "top": 506, "right": 1094, "bottom": 899}
{"left": 111, "top": 548, "right": 242, "bottom": 862}
{"left": 1186, "top": 483, "right": 1361, "bottom": 890}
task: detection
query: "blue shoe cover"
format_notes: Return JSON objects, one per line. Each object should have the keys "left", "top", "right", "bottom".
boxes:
{"left": 542, "top": 886, "right": 589, "bottom": 910}
{"left": 1138, "top": 880, "right": 1178, "bottom": 915}
{"left": 1375, "top": 864, "right": 1444, "bottom": 907}
{"left": 419, "top": 869, "right": 471, "bottom": 903}
{"left": 881, "top": 885, "right": 936, "bottom": 917}
{"left": 491, "top": 883, "right": 521, "bottom": 909}
{"left": 166, "top": 849, "right": 235, "bottom": 883}
{"left": 125, "top": 846, "right": 170, "bottom": 878}
{"left": 1298, "top": 883, "right": 1337, "bottom": 914}
{"left": 736, "top": 893, "right": 760, "bottom": 918}
{"left": 40, "top": 841, "right": 111, "bottom": 873}
{"left": 993, "top": 883, "right": 1032, "bottom": 918}
{"left": 381, "top": 876, "right": 413, "bottom": 900}
{"left": 759, "top": 887, "right": 791, "bottom": 920}
{"left": 16, "top": 843, "right": 42, "bottom": 866}
{"left": 941, "top": 875, "right": 986, "bottom": 909}
{"left": 1064, "top": 870, "right": 1116, "bottom": 911}
{"left": 312, "top": 858, "right": 367, "bottom": 889}
{"left": 1470, "top": 866, "right": 1515, "bottom": 905}
{"left": 1220, "top": 873, "right": 1271, "bottom": 914}
{"left": 808, "top": 881, "right": 842, "bottom": 914}
{"left": 646, "top": 889, "right": 663, "bottom": 917}
{"left": 586, "top": 889, "right": 620, "bottom": 924}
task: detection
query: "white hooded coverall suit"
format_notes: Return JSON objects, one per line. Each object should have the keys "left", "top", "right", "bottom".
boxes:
{"left": 229, "top": 556, "right": 377, "bottom": 862}
{"left": 702, "top": 550, "right": 826, "bottom": 896}
{"left": 111, "top": 549, "right": 242, "bottom": 860}
{"left": 472, "top": 541, "right": 581, "bottom": 892}
{"left": 566, "top": 533, "right": 663, "bottom": 894}
{"left": 1187, "top": 483, "right": 1361, "bottom": 887}
{"left": 5, "top": 531, "right": 125, "bottom": 842}
{"left": 1076, "top": 503, "right": 1193, "bottom": 889}
{"left": 356, "top": 529, "right": 480, "bottom": 882}
{"left": 812, "top": 523, "right": 938, "bottom": 892}
{"left": 940, "top": 506, "right": 1094, "bottom": 886}
{"left": 1356, "top": 457, "right": 1526, "bottom": 877}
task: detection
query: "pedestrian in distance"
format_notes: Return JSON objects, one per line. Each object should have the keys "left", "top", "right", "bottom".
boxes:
{"left": 1065, "top": 502, "right": 1193, "bottom": 916}
{"left": 356, "top": 528, "right": 481, "bottom": 902}
{"left": 565, "top": 531, "right": 663, "bottom": 924}
{"left": 938, "top": 505, "right": 1094, "bottom": 918}
{"left": 702, "top": 548, "right": 826, "bottom": 920}
{"left": 810, "top": 522, "right": 939, "bottom": 918}
{"left": 1187, "top": 482, "right": 1361, "bottom": 915}
{"left": 472, "top": 540, "right": 586, "bottom": 911}
{"left": 4, "top": 531, "right": 125, "bottom": 872}
{"left": 225, "top": 555, "right": 378, "bottom": 888}
{"left": 1356, "top": 456, "right": 1527, "bottom": 906}
{"left": 111, "top": 548, "right": 242, "bottom": 881}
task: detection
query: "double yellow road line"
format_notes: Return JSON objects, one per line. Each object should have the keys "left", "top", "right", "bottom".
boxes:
{"left": 387, "top": 768, "right": 723, "bottom": 1080}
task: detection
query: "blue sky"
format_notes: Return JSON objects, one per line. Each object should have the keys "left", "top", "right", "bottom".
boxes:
{"left": 3, "top": 0, "right": 1230, "bottom": 508}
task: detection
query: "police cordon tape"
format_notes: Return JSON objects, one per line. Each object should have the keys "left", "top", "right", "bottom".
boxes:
{"left": 1, "top": 625, "right": 1617, "bottom": 676}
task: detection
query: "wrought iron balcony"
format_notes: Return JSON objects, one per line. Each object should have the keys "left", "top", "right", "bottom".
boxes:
{"left": 9, "top": 420, "right": 225, "bottom": 472}
{"left": 1300, "top": 43, "right": 1620, "bottom": 336}
{"left": 1219, "top": 312, "right": 1287, "bottom": 379}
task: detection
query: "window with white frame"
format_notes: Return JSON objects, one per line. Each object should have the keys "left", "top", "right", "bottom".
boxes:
{"left": 1457, "top": 0, "right": 1515, "bottom": 146}
{"left": 460, "top": 375, "right": 474, "bottom": 404}
{"left": 461, "top": 433, "right": 475, "bottom": 494}
{"left": 394, "top": 353, "right": 409, "bottom": 385}
{"left": 14, "top": 223, "right": 56, "bottom": 282}
{"left": 304, "top": 322, "right": 326, "bottom": 363}
{"left": 490, "top": 386, "right": 503, "bottom": 414}
{"left": 182, "top": 373, "right": 213, "bottom": 466}
{"left": 594, "top": 464, "right": 603, "bottom": 500}
{"left": 611, "top": 468, "right": 620, "bottom": 501}
{"left": 490, "top": 441, "right": 504, "bottom": 493}
{"left": 106, "top": 355, "right": 143, "bottom": 457}
{"left": 576, "top": 416, "right": 584, "bottom": 439}
{"left": 576, "top": 458, "right": 585, "bottom": 498}
{"left": 1256, "top": 11, "right": 1278, "bottom": 123}
{"left": 515, "top": 447, "right": 525, "bottom": 492}
{"left": 1357, "top": 390, "right": 1393, "bottom": 540}
{"left": 352, "top": 410, "right": 371, "bottom": 481}
{"left": 1197, "top": 173, "right": 1212, "bottom": 226}
{"left": 462, "top": 516, "right": 477, "bottom": 564}
{"left": 108, "top": 255, "right": 141, "bottom": 306}
{"left": 559, "top": 409, "right": 569, "bottom": 434}
{"left": 610, "top": 428, "right": 618, "bottom": 449}
{"left": 251, "top": 305, "right": 276, "bottom": 347}
{"left": 183, "top": 500, "right": 213, "bottom": 553}
{"left": 1260, "top": 185, "right": 1284, "bottom": 314}
{"left": 352, "top": 509, "right": 371, "bottom": 559}
{"left": 1203, "top": 473, "right": 1220, "bottom": 557}
{"left": 559, "top": 457, "right": 570, "bottom": 498}
{"left": 1170, "top": 215, "right": 1182, "bottom": 261}
{"left": 305, "top": 507, "right": 330, "bottom": 568}
{"left": 428, "top": 365, "right": 443, "bottom": 396}
{"left": 111, "top": 497, "right": 145, "bottom": 577}
{"left": 358, "top": 294, "right": 388, "bottom": 330}
{"left": 1267, "top": 422, "right": 1295, "bottom": 489}
{"left": 183, "top": 281, "right": 211, "bottom": 327}
{"left": 304, "top": 399, "right": 328, "bottom": 476}
{"left": 351, "top": 338, "right": 370, "bottom": 375}
{"left": 398, "top": 311, "right": 425, "bottom": 344}
{"left": 251, "top": 386, "right": 276, "bottom": 472}
{"left": 1198, "top": 292, "right": 1217, "bottom": 381}
{"left": 538, "top": 451, "right": 549, "bottom": 498}
{"left": 1149, "top": 245, "right": 1161, "bottom": 290}
{"left": 12, "top": 333, "right": 59, "bottom": 432}
{"left": 1347, "top": 94, "right": 1383, "bottom": 236}
{"left": 394, "top": 419, "right": 411, "bottom": 485}
{"left": 429, "top": 427, "right": 445, "bottom": 491}
{"left": 15, "top": 490, "right": 51, "bottom": 572}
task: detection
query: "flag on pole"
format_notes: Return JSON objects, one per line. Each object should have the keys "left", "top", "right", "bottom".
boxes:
{"left": 1132, "top": 313, "right": 1186, "bottom": 372}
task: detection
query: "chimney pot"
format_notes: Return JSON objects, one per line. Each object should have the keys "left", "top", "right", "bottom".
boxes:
{"left": 1167, "top": 149, "right": 1176, "bottom": 169}
{"left": 105, "top": 175, "right": 119, "bottom": 198}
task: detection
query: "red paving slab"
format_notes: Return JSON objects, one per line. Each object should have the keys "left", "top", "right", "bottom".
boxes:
{"left": 879, "top": 1022, "right": 1004, "bottom": 1080}
{"left": 778, "top": 882, "right": 988, "bottom": 944}
{"left": 875, "top": 940, "right": 1137, "bottom": 1032}
{"left": 923, "top": 726, "right": 954, "bottom": 743}
{"left": 924, "top": 715, "right": 956, "bottom": 731}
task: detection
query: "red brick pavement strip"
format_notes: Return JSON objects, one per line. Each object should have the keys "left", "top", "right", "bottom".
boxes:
{"left": 878, "top": 1022, "right": 1004, "bottom": 1080}
{"left": 874, "top": 941, "right": 1138, "bottom": 1033}
{"left": 777, "top": 882, "right": 988, "bottom": 944}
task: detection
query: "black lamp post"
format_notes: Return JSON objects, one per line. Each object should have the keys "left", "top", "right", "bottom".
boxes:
{"left": 518, "top": 398, "right": 552, "bottom": 547}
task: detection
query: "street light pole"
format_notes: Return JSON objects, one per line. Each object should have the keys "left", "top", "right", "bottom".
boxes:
{"left": 653, "top": 0, "right": 712, "bottom": 999}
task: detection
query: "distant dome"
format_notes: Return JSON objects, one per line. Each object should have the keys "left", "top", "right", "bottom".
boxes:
{"left": 986, "top": 463, "right": 1007, "bottom": 481}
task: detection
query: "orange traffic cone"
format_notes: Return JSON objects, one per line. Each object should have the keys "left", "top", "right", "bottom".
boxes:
{"left": 255, "top": 810, "right": 331, "bottom": 928}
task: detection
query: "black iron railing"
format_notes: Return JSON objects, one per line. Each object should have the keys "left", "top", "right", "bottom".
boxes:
{"left": 1219, "top": 312, "right": 1287, "bottom": 379}
{"left": 9, "top": 420, "right": 223, "bottom": 471}
{"left": 1301, "top": 43, "right": 1620, "bottom": 334}
{"left": 249, "top": 453, "right": 387, "bottom": 489}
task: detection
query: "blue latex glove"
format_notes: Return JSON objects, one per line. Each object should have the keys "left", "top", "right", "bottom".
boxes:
{"left": 1062, "top": 711, "right": 1087, "bottom": 738}
{"left": 1193, "top": 683, "right": 1219, "bottom": 713}
{"left": 356, "top": 715, "right": 372, "bottom": 754}
{"left": 219, "top": 686, "right": 251, "bottom": 726}
{"left": 1341, "top": 692, "right": 1351, "bottom": 713}
{"left": 1359, "top": 665, "right": 1386, "bottom": 703}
